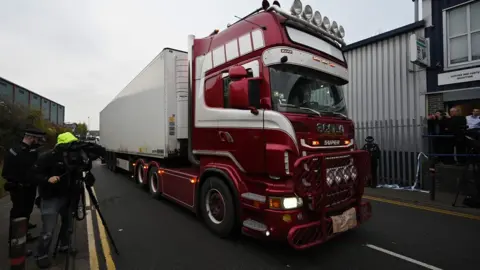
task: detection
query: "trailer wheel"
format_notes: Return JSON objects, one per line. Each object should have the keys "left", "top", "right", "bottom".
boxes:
{"left": 136, "top": 163, "right": 147, "bottom": 187}
{"left": 106, "top": 152, "right": 113, "bottom": 171}
{"left": 148, "top": 166, "right": 162, "bottom": 199}
{"left": 200, "top": 177, "right": 236, "bottom": 238}
{"left": 111, "top": 153, "right": 117, "bottom": 173}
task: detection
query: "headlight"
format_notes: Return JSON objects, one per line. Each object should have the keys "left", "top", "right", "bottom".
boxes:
{"left": 334, "top": 168, "right": 342, "bottom": 184}
{"left": 326, "top": 169, "right": 335, "bottom": 186}
{"left": 269, "top": 196, "right": 303, "bottom": 210}
{"left": 290, "top": 0, "right": 303, "bottom": 16}
{"left": 349, "top": 165, "right": 358, "bottom": 180}
{"left": 342, "top": 167, "right": 350, "bottom": 181}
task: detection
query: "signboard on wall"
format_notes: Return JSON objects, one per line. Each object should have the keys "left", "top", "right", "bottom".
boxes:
{"left": 409, "top": 33, "right": 430, "bottom": 67}
{"left": 437, "top": 66, "right": 480, "bottom": 86}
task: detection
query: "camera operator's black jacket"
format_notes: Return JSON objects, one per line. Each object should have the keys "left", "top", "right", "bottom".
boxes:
{"left": 31, "top": 148, "right": 72, "bottom": 199}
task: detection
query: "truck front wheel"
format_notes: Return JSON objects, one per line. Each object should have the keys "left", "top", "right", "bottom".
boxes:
{"left": 200, "top": 177, "right": 236, "bottom": 238}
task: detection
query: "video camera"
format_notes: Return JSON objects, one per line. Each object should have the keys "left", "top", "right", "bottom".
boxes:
{"left": 53, "top": 141, "right": 106, "bottom": 187}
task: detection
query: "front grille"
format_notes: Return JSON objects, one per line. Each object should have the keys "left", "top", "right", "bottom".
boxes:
{"left": 287, "top": 219, "right": 335, "bottom": 249}
{"left": 326, "top": 185, "right": 354, "bottom": 207}
{"left": 293, "top": 151, "right": 370, "bottom": 212}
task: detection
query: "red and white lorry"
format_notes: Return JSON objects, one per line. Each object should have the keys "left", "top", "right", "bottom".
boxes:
{"left": 100, "top": 0, "right": 372, "bottom": 249}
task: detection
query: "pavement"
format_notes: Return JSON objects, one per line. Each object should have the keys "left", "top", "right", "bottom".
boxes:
{"left": 2, "top": 162, "right": 480, "bottom": 269}
{"left": 0, "top": 193, "right": 91, "bottom": 269}
{"left": 364, "top": 186, "right": 480, "bottom": 218}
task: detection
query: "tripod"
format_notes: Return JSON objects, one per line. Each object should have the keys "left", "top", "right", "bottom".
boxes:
{"left": 52, "top": 177, "right": 120, "bottom": 270}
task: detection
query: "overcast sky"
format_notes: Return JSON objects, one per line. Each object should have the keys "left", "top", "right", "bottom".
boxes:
{"left": 0, "top": 0, "right": 416, "bottom": 130}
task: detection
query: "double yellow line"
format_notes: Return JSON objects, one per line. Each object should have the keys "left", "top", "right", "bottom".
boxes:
{"left": 363, "top": 195, "right": 480, "bottom": 221}
{"left": 85, "top": 186, "right": 116, "bottom": 270}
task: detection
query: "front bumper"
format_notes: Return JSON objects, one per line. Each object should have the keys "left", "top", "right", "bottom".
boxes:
{"left": 241, "top": 200, "right": 372, "bottom": 250}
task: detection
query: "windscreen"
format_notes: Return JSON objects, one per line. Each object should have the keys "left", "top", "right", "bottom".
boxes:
{"left": 269, "top": 65, "right": 347, "bottom": 116}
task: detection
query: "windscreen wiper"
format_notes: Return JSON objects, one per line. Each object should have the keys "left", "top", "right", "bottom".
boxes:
{"left": 318, "top": 110, "right": 348, "bottom": 119}
{"left": 280, "top": 104, "right": 321, "bottom": 116}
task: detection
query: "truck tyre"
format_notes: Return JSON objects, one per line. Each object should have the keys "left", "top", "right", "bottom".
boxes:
{"left": 136, "top": 163, "right": 147, "bottom": 188}
{"left": 106, "top": 152, "right": 112, "bottom": 171}
{"left": 111, "top": 153, "right": 117, "bottom": 173}
{"left": 200, "top": 177, "right": 236, "bottom": 238}
{"left": 148, "top": 166, "right": 162, "bottom": 199}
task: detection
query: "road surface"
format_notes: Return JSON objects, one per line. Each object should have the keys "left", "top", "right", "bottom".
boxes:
{"left": 88, "top": 162, "right": 480, "bottom": 270}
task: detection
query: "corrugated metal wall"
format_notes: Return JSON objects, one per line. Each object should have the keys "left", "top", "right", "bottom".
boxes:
{"left": 344, "top": 28, "right": 428, "bottom": 187}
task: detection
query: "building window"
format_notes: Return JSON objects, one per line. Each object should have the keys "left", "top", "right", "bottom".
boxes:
{"left": 445, "top": 1, "right": 480, "bottom": 67}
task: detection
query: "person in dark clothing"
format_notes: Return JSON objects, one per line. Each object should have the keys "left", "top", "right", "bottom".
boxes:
{"left": 427, "top": 110, "right": 451, "bottom": 163}
{"left": 31, "top": 132, "right": 82, "bottom": 269}
{"left": 447, "top": 107, "right": 468, "bottom": 164}
{"left": 362, "top": 136, "right": 381, "bottom": 188}
{"left": 1, "top": 127, "right": 46, "bottom": 255}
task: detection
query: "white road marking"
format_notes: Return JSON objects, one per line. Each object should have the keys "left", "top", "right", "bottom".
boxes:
{"left": 365, "top": 244, "right": 443, "bottom": 270}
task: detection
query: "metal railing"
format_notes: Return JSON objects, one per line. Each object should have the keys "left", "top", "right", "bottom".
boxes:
{"left": 354, "top": 117, "right": 427, "bottom": 189}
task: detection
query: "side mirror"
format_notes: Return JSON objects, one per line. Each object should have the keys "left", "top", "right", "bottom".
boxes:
{"left": 228, "top": 65, "right": 248, "bottom": 79}
{"left": 229, "top": 78, "right": 261, "bottom": 115}
{"left": 229, "top": 79, "right": 249, "bottom": 109}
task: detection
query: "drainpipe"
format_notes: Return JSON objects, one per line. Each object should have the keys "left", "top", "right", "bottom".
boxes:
{"left": 413, "top": 0, "right": 420, "bottom": 22}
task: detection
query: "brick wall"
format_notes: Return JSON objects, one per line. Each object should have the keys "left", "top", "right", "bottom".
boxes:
{"left": 427, "top": 93, "right": 444, "bottom": 114}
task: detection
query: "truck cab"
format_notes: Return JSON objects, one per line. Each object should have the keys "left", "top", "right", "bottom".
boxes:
{"left": 187, "top": 0, "right": 372, "bottom": 249}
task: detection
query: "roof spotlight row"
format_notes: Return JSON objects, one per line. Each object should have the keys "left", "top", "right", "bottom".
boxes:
{"left": 289, "top": 0, "right": 345, "bottom": 38}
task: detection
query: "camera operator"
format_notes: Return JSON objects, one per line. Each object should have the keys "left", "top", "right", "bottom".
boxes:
{"left": 1, "top": 127, "right": 46, "bottom": 253}
{"left": 31, "top": 132, "right": 85, "bottom": 269}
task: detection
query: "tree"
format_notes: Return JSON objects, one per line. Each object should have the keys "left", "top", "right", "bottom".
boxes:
{"left": 75, "top": 122, "right": 88, "bottom": 137}
{"left": 0, "top": 97, "right": 70, "bottom": 196}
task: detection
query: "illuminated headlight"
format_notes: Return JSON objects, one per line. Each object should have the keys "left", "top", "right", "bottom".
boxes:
{"left": 269, "top": 196, "right": 303, "bottom": 210}
{"left": 284, "top": 151, "right": 290, "bottom": 174}
{"left": 283, "top": 197, "right": 303, "bottom": 209}
{"left": 349, "top": 165, "right": 358, "bottom": 180}
{"left": 326, "top": 169, "right": 335, "bottom": 186}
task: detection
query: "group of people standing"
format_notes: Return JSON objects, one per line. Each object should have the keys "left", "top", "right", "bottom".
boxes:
{"left": 427, "top": 107, "right": 480, "bottom": 164}
{"left": 2, "top": 128, "right": 81, "bottom": 268}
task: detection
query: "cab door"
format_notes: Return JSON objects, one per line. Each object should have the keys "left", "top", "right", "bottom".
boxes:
{"left": 216, "top": 60, "right": 265, "bottom": 174}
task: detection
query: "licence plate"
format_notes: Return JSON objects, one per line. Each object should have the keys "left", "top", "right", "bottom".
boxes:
{"left": 331, "top": 207, "right": 357, "bottom": 234}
